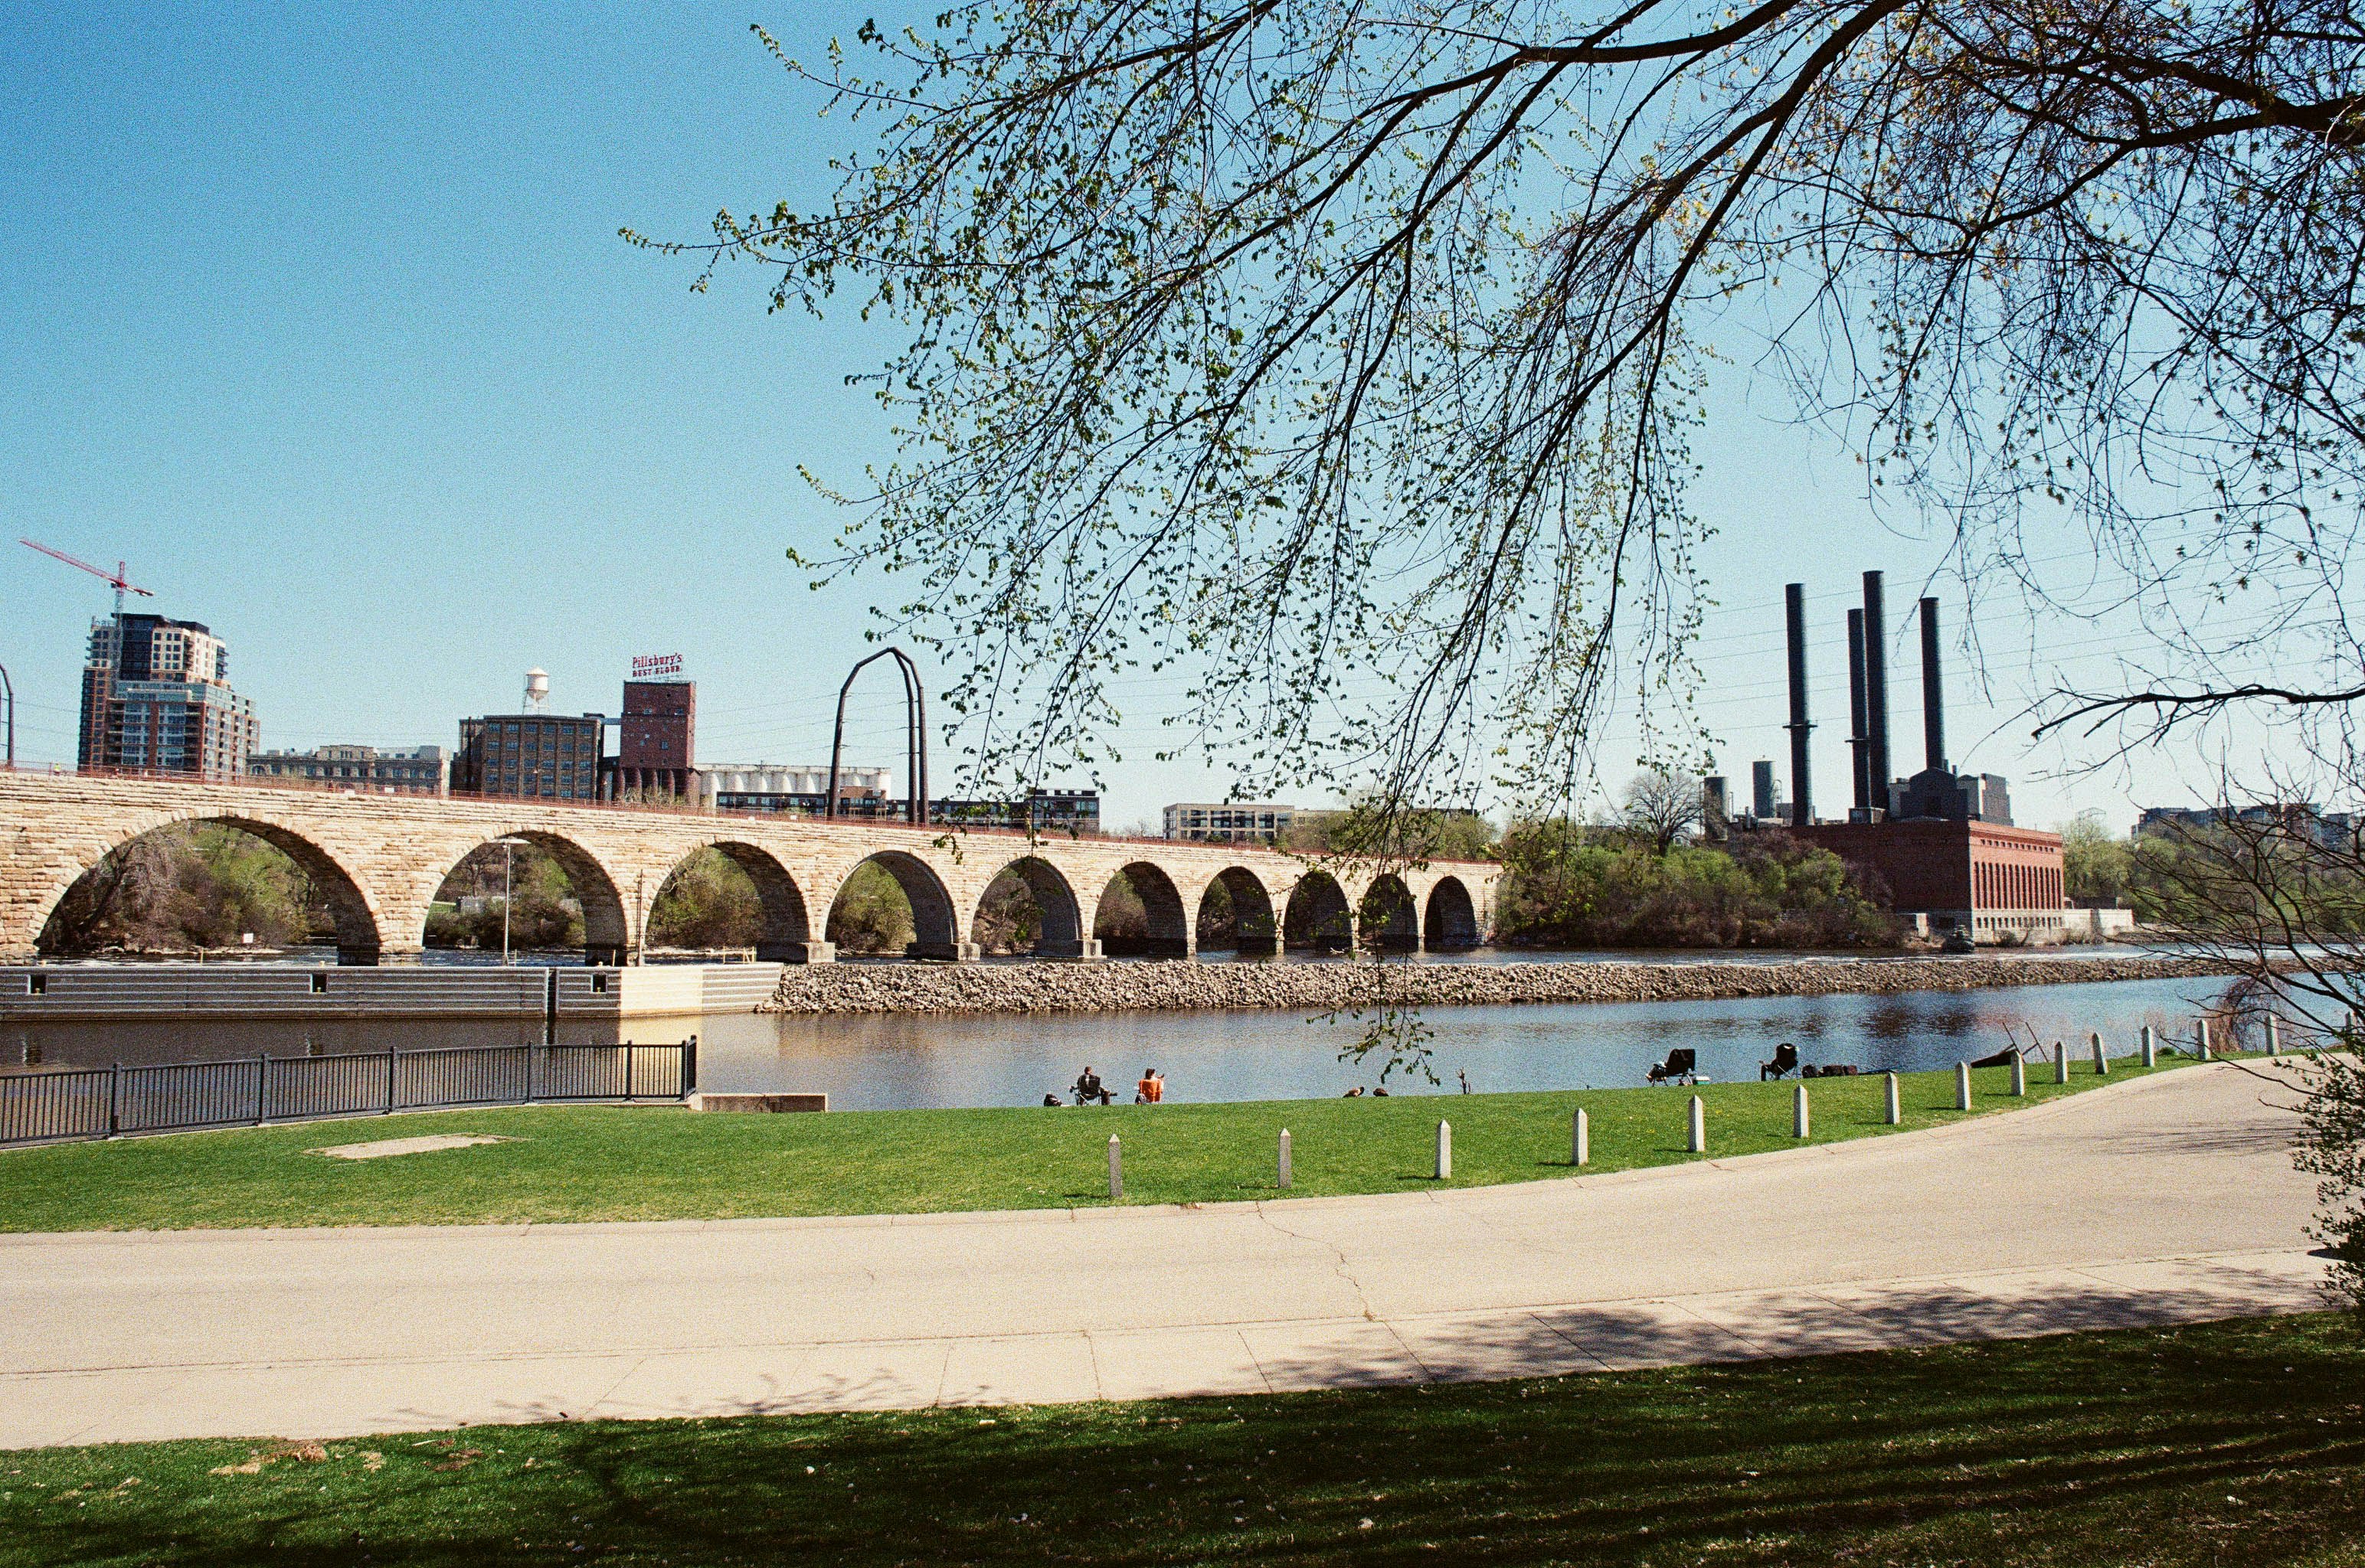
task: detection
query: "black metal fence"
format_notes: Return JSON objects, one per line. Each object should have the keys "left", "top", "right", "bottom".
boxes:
{"left": 0, "top": 1038, "right": 697, "bottom": 1148}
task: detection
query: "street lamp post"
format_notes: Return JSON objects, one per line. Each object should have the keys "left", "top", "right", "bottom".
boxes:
{"left": 493, "top": 837, "right": 529, "bottom": 965}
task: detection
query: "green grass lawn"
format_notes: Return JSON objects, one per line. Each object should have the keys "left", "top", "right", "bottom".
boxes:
{"left": 3, "top": 1312, "right": 2359, "bottom": 1567}
{"left": 0, "top": 1057, "right": 2176, "bottom": 1232}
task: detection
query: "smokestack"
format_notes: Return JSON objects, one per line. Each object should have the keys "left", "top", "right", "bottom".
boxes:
{"left": 1863, "top": 571, "right": 1889, "bottom": 804}
{"left": 1847, "top": 608, "right": 1870, "bottom": 814}
{"left": 1919, "top": 595, "right": 1946, "bottom": 773}
{"left": 1784, "top": 583, "right": 1813, "bottom": 827}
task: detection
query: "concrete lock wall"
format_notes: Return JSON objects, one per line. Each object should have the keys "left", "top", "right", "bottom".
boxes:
{"left": 0, "top": 772, "right": 1500, "bottom": 965}
{"left": 0, "top": 962, "right": 786, "bottom": 1024}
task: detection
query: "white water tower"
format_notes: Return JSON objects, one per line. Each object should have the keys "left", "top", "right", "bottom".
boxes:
{"left": 523, "top": 668, "right": 550, "bottom": 713}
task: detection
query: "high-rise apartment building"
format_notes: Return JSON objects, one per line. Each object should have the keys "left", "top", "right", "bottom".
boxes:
{"left": 77, "top": 615, "right": 257, "bottom": 779}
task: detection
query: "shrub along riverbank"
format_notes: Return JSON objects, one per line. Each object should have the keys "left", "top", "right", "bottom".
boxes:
{"left": 0, "top": 1058, "right": 2174, "bottom": 1233}
{"left": 3, "top": 1313, "right": 2358, "bottom": 1568}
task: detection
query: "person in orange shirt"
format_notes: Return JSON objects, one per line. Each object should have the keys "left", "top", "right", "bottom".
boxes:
{"left": 1135, "top": 1067, "right": 1166, "bottom": 1104}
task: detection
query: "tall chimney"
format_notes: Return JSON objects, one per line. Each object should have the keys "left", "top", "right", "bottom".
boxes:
{"left": 1847, "top": 607, "right": 1870, "bottom": 814}
{"left": 1862, "top": 571, "right": 1889, "bottom": 803}
{"left": 1919, "top": 594, "right": 1946, "bottom": 773}
{"left": 1784, "top": 583, "right": 1813, "bottom": 826}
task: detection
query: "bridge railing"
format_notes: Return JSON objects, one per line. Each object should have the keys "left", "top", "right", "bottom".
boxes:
{"left": 0, "top": 1037, "right": 698, "bottom": 1148}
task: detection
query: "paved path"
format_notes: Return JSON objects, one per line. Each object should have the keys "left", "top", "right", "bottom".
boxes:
{"left": 0, "top": 1063, "right": 2333, "bottom": 1448}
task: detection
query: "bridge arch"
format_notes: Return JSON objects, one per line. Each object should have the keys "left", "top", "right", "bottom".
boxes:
{"left": 974, "top": 855, "right": 1088, "bottom": 959}
{"left": 1425, "top": 875, "right": 1480, "bottom": 949}
{"left": 827, "top": 851, "right": 963, "bottom": 959}
{"left": 1194, "top": 866, "right": 1280, "bottom": 958}
{"left": 1359, "top": 874, "right": 1421, "bottom": 950}
{"left": 428, "top": 831, "right": 630, "bottom": 965}
{"left": 1283, "top": 870, "right": 1353, "bottom": 952}
{"left": 33, "top": 812, "right": 385, "bottom": 965}
{"left": 649, "top": 841, "right": 814, "bottom": 962}
{"left": 1095, "top": 862, "right": 1191, "bottom": 958}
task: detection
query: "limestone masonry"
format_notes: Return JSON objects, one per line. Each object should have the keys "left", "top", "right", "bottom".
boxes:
{"left": 761, "top": 952, "right": 2239, "bottom": 1016}
{"left": 0, "top": 771, "right": 1499, "bottom": 965}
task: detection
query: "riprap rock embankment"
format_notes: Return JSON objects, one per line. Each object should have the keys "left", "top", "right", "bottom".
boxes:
{"left": 762, "top": 952, "right": 2229, "bottom": 1016}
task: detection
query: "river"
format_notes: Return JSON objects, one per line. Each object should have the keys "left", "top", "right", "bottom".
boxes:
{"left": 9, "top": 966, "right": 2236, "bottom": 1111}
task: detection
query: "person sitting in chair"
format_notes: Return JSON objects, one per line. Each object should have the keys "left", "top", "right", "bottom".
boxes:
{"left": 1759, "top": 1042, "right": 1800, "bottom": 1081}
{"left": 1647, "top": 1048, "right": 1698, "bottom": 1085}
{"left": 1073, "top": 1066, "right": 1112, "bottom": 1106}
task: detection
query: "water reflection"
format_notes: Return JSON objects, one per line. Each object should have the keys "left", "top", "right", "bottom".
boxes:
{"left": 9, "top": 975, "right": 2235, "bottom": 1110}
{"left": 714, "top": 975, "right": 2223, "bottom": 1108}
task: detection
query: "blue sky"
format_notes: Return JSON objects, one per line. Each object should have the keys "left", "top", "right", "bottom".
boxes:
{"left": 0, "top": 4, "right": 2214, "bottom": 832}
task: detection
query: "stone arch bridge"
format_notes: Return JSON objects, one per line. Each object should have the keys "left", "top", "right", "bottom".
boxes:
{"left": 0, "top": 773, "right": 1498, "bottom": 965}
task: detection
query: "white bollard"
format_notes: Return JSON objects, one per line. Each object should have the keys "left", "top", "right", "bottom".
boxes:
{"left": 1687, "top": 1095, "right": 1706, "bottom": 1153}
{"left": 1572, "top": 1107, "right": 1589, "bottom": 1167}
{"left": 2266, "top": 1015, "right": 2282, "bottom": 1057}
{"left": 1793, "top": 1083, "right": 1811, "bottom": 1139}
{"left": 1955, "top": 1061, "right": 1972, "bottom": 1111}
{"left": 1434, "top": 1119, "right": 1452, "bottom": 1181}
{"left": 2010, "top": 1053, "right": 2026, "bottom": 1097}
{"left": 2053, "top": 1042, "right": 2069, "bottom": 1083}
{"left": 1884, "top": 1071, "right": 1902, "bottom": 1125}
{"left": 2197, "top": 1018, "right": 2213, "bottom": 1062}
{"left": 2091, "top": 1031, "right": 2108, "bottom": 1076}
{"left": 2141, "top": 1025, "right": 2157, "bottom": 1068}
{"left": 1277, "top": 1127, "right": 1292, "bottom": 1190}
{"left": 1107, "top": 1134, "right": 1123, "bottom": 1201}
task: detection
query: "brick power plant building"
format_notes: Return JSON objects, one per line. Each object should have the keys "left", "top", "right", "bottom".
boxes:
{"left": 1774, "top": 573, "right": 2069, "bottom": 943}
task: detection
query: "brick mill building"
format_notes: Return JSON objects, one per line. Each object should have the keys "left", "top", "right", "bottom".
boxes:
{"left": 1794, "top": 818, "right": 2069, "bottom": 941}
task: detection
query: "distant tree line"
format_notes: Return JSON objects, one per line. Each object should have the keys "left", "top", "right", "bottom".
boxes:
{"left": 2061, "top": 815, "right": 2365, "bottom": 938}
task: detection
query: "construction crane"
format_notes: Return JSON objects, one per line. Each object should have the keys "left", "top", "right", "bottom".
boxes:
{"left": 20, "top": 538, "right": 153, "bottom": 617}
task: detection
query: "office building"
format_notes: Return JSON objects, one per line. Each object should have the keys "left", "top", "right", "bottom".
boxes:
{"left": 250, "top": 744, "right": 449, "bottom": 795}
{"left": 934, "top": 790, "right": 1102, "bottom": 833}
{"left": 77, "top": 614, "right": 257, "bottom": 779}
{"left": 1163, "top": 802, "right": 1297, "bottom": 843}
{"left": 2138, "top": 802, "right": 2360, "bottom": 849}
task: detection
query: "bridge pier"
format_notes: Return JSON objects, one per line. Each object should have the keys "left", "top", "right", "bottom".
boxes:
{"left": 1038, "top": 938, "right": 1104, "bottom": 961}
{"left": 758, "top": 940, "right": 836, "bottom": 965}
{"left": 906, "top": 940, "right": 983, "bottom": 962}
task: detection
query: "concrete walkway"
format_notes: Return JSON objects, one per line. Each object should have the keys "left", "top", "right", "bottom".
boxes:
{"left": 0, "top": 1063, "right": 2333, "bottom": 1449}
